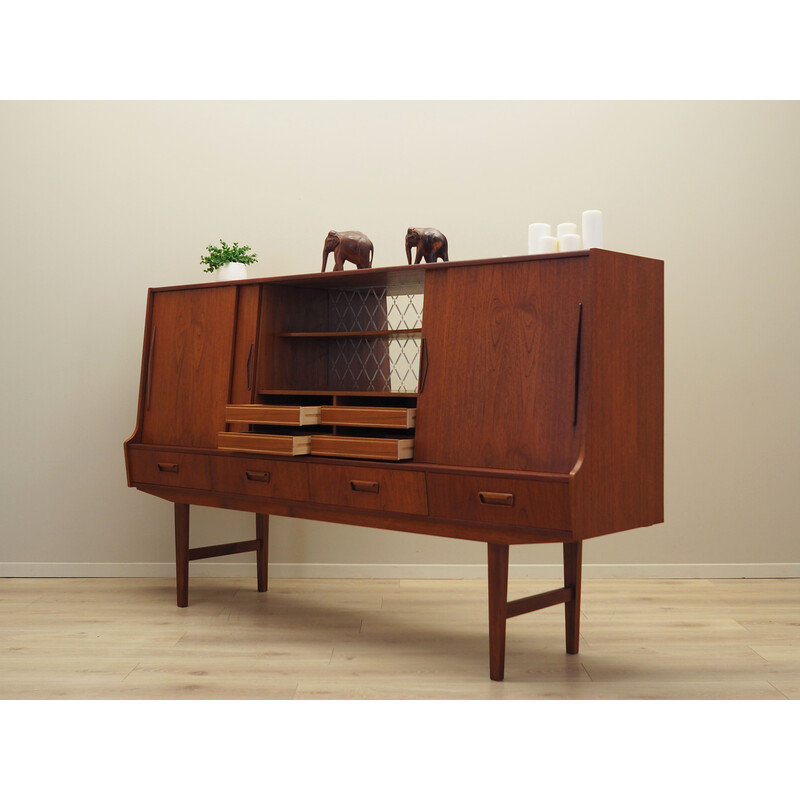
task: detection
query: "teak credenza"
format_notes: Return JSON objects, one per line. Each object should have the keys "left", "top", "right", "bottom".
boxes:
{"left": 124, "top": 249, "right": 664, "bottom": 680}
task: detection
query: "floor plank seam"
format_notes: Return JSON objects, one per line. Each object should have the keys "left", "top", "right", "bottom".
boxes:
{"left": 748, "top": 646, "right": 769, "bottom": 663}
{"left": 767, "top": 680, "right": 790, "bottom": 699}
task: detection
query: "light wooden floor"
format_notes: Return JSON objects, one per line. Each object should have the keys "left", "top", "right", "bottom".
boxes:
{"left": 1, "top": 576, "right": 798, "bottom": 699}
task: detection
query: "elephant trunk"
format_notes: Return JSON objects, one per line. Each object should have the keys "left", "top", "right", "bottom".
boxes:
{"left": 322, "top": 248, "right": 330, "bottom": 272}
{"left": 405, "top": 242, "right": 412, "bottom": 265}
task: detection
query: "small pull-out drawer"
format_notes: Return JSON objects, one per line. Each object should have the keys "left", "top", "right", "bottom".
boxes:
{"left": 426, "top": 473, "right": 571, "bottom": 531}
{"left": 309, "top": 434, "right": 414, "bottom": 461}
{"left": 211, "top": 456, "right": 310, "bottom": 501}
{"left": 319, "top": 406, "right": 416, "bottom": 429}
{"left": 218, "top": 431, "right": 312, "bottom": 456}
{"left": 308, "top": 464, "right": 427, "bottom": 515}
{"left": 127, "top": 448, "right": 213, "bottom": 490}
{"left": 224, "top": 404, "right": 322, "bottom": 426}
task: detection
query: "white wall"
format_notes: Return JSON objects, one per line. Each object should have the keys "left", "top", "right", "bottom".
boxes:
{"left": 1, "top": 101, "right": 798, "bottom": 578}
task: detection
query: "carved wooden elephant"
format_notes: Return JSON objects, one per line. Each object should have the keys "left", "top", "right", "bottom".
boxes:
{"left": 322, "top": 230, "right": 374, "bottom": 271}
{"left": 405, "top": 227, "right": 449, "bottom": 264}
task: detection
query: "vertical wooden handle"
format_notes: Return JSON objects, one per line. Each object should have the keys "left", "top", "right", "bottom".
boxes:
{"left": 418, "top": 337, "right": 429, "bottom": 392}
{"left": 574, "top": 303, "right": 583, "bottom": 427}
{"left": 246, "top": 343, "right": 254, "bottom": 391}
{"left": 146, "top": 326, "right": 156, "bottom": 411}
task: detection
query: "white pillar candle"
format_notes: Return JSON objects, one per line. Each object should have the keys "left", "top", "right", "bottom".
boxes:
{"left": 556, "top": 222, "right": 577, "bottom": 239}
{"left": 536, "top": 235, "right": 558, "bottom": 254}
{"left": 581, "top": 210, "right": 603, "bottom": 249}
{"left": 559, "top": 233, "right": 582, "bottom": 252}
{"left": 527, "top": 222, "right": 551, "bottom": 255}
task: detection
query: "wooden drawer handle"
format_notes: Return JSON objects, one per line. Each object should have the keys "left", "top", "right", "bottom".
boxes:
{"left": 245, "top": 471, "right": 271, "bottom": 483}
{"left": 157, "top": 462, "right": 179, "bottom": 474}
{"left": 479, "top": 491, "right": 514, "bottom": 507}
{"left": 350, "top": 480, "right": 379, "bottom": 494}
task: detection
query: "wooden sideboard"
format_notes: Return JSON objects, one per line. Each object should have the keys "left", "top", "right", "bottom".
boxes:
{"left": 124, "top": 249, "right": 664, "bottom": 680}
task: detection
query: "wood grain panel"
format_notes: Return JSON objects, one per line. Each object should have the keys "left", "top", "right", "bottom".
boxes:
{"left": 571, "top": 250, "right": 664, "bottom": 538}
{"left": 414, "top": 260, "right": 587, "bottom": 473}
{"left": 308, "top": 464, "right": 427, "bottom": 515}
{"left": 211, "top": 455, "right": 310, "bottom": 500}
{"left": 426, "top": 472, "right": 571, "bottom": 531}
{"left": 141, "top": 287, "right": 237, "bottom": 447}
{"left": 127, "top": 447, "right": 213, "bottom": 490}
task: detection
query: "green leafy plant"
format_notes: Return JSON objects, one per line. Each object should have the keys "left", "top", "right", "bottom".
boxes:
{"left": 200, "top": 240, "right": 259, "bottom": 273}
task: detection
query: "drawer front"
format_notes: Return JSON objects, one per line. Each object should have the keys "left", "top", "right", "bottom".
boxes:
{"left": 128, "top": 449, "right": 213, "bottom": 490}
{"left": 319, "top": 406, "right": 415, "bottom": 429}
{"left": 224, "top": 404, "right": 321, "bottom": 426}
{"left": 309, "top": 434, "right": 413, "bottom": 461}
{"left": 211, "top": 456, "right": 310, "bottom": 501}
{"left": 308, "top": 464, "right": 428, "bottom": 515}
{"left": 426, "top": 473, "right": 572, "bottom": 531}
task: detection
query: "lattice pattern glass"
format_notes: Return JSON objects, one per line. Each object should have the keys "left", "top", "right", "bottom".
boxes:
{"left": 328, "top": 280, "right": 424, "bottom": 393}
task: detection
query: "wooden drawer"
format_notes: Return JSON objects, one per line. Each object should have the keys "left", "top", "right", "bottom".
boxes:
{"left": 224, "top": 404, "right": 322, "bottom": 425}
{"left": 310, "top": 435, "right": 414, "bottom": 461}
{"left": 127, "top": 449, "right": 213, "bottom": 490}
{"left": 218, "top": 431, "right": 311, "bottom": 456}
{"left": 211, "top": 456, "right": 310, "bottom": 501}
{"left": 426, "top": 473, "right": 572, "bottom": 531}
{"left": 319, "top": 406, "right": 416, "bottom": 429}
{"left": 308, "top": 464, "right": 427, "bottom": 515}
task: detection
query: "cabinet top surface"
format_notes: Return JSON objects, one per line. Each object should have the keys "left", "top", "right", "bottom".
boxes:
{"left": 149, "top": 249, "right": 652, "bottom": 293}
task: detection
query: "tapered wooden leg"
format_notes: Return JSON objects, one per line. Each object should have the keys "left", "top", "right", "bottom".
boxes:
{"left": 487, "top": 542, "right": 510, "bottom": 681}
{"left": 563, "top": 540, "right": 583, "bottom": 654}
{"left": 174, "top": 503, "right": 190, "bottom": 608}
{"left": 256, "top": 513, "right": 269, "bottom": 593}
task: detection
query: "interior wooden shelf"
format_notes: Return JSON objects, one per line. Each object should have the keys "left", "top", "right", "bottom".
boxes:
{"left": 278, "top": 329, "right": 422, "bottom": 339}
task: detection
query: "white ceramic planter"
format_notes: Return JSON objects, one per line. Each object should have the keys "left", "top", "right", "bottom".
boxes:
{"left": 215, "top": 262, "right": 248, "bottom": 282}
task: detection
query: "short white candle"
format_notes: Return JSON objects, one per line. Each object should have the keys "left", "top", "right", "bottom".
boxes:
{"left": 556, "top": 222, "right": 577, "bottom": 239}
{"left": 559, "top": 233, "right": 582, "bottom": 252}
{"left": 581, "top": 210, "right": 603, "bottom": 249}
{"left": 537, "top": 235, "right": 558, "bottom": 254}
{"left": 527, "top": 223, "right": 551, "bottom": 255}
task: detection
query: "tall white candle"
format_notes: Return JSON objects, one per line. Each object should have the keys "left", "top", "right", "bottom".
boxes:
{"left": 582, "top": 210, "right": 603, "bottom": 249}
{"left": 556, "top": 222, "right": 577, "bottom": 239}
{"left": 537, "top": 235, "right": 558, "bottom": 254}
{"left": 528, "top": 223, "right": 551, "bottom": 255}
{"left": 559, "top": 233, "right": 582, "bottom": 252}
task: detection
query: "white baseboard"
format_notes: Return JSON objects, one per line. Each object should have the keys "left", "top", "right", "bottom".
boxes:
{"left": 2, "top": 562, "right": 799, "bottom": 579}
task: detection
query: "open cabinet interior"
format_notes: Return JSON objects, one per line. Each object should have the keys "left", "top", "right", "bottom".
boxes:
{"left": 218, "top": 271, "right": 426, "bottom": 460}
